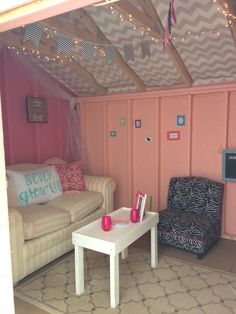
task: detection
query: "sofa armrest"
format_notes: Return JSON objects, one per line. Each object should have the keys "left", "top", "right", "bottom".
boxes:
{"left": 84, "top": 175, "right": 116, "bottom": 213}
{"left": 8, "top": 208, "right": 25, "bottom": 285}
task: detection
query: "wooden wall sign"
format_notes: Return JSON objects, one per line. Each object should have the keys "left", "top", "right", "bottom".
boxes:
{"left": 26, "top": 97, "right": 48, "bottom": 123}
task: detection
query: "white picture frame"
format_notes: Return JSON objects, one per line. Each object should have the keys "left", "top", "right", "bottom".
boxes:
{"left": 134, "top": 191, "right": 147, "bottom": 222}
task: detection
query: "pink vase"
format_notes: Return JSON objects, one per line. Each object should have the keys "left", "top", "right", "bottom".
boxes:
{"left": 130, "top": 208, "right": 140, "bottom": 223}
{"left": 101, "top": 215, "right": 112, "bottom": 231}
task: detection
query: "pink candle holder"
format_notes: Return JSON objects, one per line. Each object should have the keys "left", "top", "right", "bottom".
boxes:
{"left": 130, "top": 208, "right": 140, "bottom": 223}
{"left": 101, "top": 215, "right": 112, "bottom": 231}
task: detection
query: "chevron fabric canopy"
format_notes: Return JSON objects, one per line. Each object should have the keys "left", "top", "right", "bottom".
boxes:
{"left": 0, "top": 0, "right": 236, "bottom": 96}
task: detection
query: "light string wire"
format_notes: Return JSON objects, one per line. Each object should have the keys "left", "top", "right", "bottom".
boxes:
{"left": 7, "top": 0, "right": 232, "bottom": 62}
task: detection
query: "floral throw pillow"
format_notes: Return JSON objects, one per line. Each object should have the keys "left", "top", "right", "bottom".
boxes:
{"left": 55, "top": 161, "right": 87, "bottom": 192}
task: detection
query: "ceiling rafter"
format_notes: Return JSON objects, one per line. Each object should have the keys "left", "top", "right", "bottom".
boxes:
{"left": 72, "top": 8, "right": 146, "bottom": 92}
{"left": 0, "top": 31, "right": 108, "bottom": 95}
{"left": 41, "top": 17, "right": 95, "bottom": 43}
{"left": 218, "top": 0, "right": 236, "bottom": 47}
{"left": 113, "top": 0, "right": 193, "bottom": 87}
{"left": 0, "top": 0, "right": 101, "bottom": 32}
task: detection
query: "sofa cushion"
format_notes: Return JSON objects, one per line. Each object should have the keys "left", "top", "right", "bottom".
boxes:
{"left": 47, "top": 191, "right": 103, "bottom": 222}
{"left": 55, "top": 161, "right": 87, "bottom": 192}
{"left": 6, "top": 166, "right": 63, "bottom": 207}
{"left": 17, "top": 204, "right": 71, "bottom": 240}
{"left": 6, "top": 163, "right": 47, "bottom": 172}
{"left": 43, "top": 157, "right": 66, "bottom": 165}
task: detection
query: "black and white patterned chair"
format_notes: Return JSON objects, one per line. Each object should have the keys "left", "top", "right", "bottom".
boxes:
{"left": 158, "top": 176, "right": 224, "bottom": 259}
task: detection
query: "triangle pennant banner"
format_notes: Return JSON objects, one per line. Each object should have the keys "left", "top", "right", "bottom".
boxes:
{"left": 141, "top": 40, "right": 150, "bottom": 58}
{"left": 57, "top": 34, "right": 73, "bottom": 56}
{"left": 23, "top": 23, "right": 43, "bottom": 47}
{"left": 105, "top": 45, "right": 116, "bottom": 62}
{"left": 123, "top": 43, "right": 134, "bottom": 62}
{"left": 81, "top": 41, "right": 95, "bottom": 60}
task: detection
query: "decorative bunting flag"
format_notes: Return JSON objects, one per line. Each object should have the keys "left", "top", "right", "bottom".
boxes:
{"left": 123, "top": 43, "right": 134, "bottom": 62}
{"left": 97, "top": 31, "right": 105, "bottom": 45}
{"left": 163, "top": 0, "right": 177, "bottom": 48}
{"left": 140, "top": 40, "right": 150, "bottom": 58}
{"left": 57, "top": 34, "right": 73, "bottom": 56}
{"left": 23, "top": 23, "right": 43, "bottom": 47}
{"left": 81, "top": 41, "right": 95, "bottom": 60}
{"left": 105, "top": 45, "right": 116, "bottom": 62}
{"left": 170, "top": 0, "right": 177, "bottom": 24}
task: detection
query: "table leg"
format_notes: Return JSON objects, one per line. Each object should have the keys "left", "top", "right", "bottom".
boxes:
{"left": 151, "top": 224, "right": 158, "bottom": 268}
{"left": 121, "top": 248, "right": 128, "bottom": 259}
{"left": 110, "top": 254, "right": 119, "bottom": 307}
{"left": 74, "top": 245, "right": 84, "bottom": 295}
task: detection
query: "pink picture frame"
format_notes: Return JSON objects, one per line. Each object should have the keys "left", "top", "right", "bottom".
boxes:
{"left": 134, "top": 191, "right": 147, "bottom": 222}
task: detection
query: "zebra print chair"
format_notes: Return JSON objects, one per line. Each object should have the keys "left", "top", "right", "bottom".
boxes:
{"left": 158, "top": 176, "right": 224, "bottom": 259}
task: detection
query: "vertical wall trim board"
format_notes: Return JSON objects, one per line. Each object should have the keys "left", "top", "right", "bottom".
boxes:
{"left": 34, "top": 82, "right": 40, "bottom": 162}
{"left": 58, "top": 98, "right": 63, "bottom": 158}
{"left": 189, "top": 94, "right": 193, "bottom": 176}
{"left": 102, "top": 100, "right": 107, "bottom": 176}
{"left": 225, "top": 91, "right": 230, "bottom": 150}
{"left": 2, "top": 51, "right": 13, "bottom": 164}
{"left": 223, "top": 91, "right": 230, "bottom": 235}
{"left": 80, "top": 101, "right": 88, "bottom": 172}
{"left": 155, "top": 96, "right": 160, "bottom": 212}
{"left": 127, "top": 99, "right": 133, "bottom": 207}
{"left": 157, "top": 97, "right": 162, "bottom": 212}
{"left": 131, "top": 99, "right": 135, "bottom": 205}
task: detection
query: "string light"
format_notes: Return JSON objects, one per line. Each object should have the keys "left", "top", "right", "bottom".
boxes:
{"left": 13, "top": 0, "right": 233, "bottom": 63}
{"left": 212, "top": 0, "right": 236, "bottom": 26}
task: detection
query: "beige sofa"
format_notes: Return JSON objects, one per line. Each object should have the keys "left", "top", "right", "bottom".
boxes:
{"left": 7, "top": 163, "right": 116, "bottom": 285}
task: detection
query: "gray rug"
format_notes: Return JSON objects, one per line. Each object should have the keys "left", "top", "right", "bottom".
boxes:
{"left": 15, "top": 248, "right": 236, "bottom": 314}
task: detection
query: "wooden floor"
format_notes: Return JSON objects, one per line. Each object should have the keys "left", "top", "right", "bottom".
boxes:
{"left": 15, "top": 236, "right": 236, "bottom": 314}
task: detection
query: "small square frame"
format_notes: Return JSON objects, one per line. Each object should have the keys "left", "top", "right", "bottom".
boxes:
{"left": 177, "top": 114, "right": 185, "bottom": 126}
{"left": 135, "top": 119, "right": 141, "bottom": 128}
{"left": 134, "top": 191, "right": 147, "bottom": 222}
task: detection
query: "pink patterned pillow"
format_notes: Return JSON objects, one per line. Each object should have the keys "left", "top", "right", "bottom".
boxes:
{"left": 55, "top": 161, "right": 87, "bottom": 192}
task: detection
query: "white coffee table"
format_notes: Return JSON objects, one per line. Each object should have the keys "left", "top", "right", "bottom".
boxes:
{"left": 72, "top": 207, "right": 159, "bottom": 308}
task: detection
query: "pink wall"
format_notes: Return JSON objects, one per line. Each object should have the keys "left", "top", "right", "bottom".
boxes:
{"left": 79, "top": 85, "right": 236, "bottom": 236}
{"left": 1, "top": 46, "right": 236, "bottom": 236}
{"left": 0, "top": 49, "right": 71, "bottom": 165}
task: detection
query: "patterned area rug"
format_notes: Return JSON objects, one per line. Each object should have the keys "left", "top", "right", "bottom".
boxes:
{"left": 15, "top": 248, "right": 236, "bottom": 314}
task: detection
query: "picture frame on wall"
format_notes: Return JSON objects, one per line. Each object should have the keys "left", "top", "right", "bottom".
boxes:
{"left": 222, "top": 149, "right": 236, "bottom": 182}
{"left": 134, "top": 191, "right": 147, "bottom": 222}
{"left": 26, "top": 96, "right": 48, "bottom": 123}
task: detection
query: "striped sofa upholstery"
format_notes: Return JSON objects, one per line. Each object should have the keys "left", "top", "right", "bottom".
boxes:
{"left": 158, "top": 176, "right": 224, "bottom": 258}
{"left": 7, "top": 163, "right": 116, "bottom": 285}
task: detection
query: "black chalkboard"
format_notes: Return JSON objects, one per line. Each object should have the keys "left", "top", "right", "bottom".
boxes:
{"left": 222, "top": 150, "right": 236, "bottom": 182}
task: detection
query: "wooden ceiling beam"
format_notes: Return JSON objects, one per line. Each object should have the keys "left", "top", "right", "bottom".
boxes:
{"left": 41, "top": 17, "right": 95, "bottom": 42}
{"left": 0, "top": 0, "right": 101, "bottom": 32}
{"left": 113, "top": 0, "right": 162, "bottom": 39}
{"left": 0, "top": 31, "right": 108, "bottom": 94}
{"left": 113, "top": 0, "right": 193, "bottom": 87}
{"left": 72, "top": 8, "right": 146, "bottom": 91}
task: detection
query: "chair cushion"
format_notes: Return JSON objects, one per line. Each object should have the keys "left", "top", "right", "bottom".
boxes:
{"left": 18, "top": 204, "right": 71, "bottom": 240}
{"left": 47, "top": 191, "right": 103, "bottom": 222}
{"left": 158, "top": 208, "right": 218, "bottom": 243}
